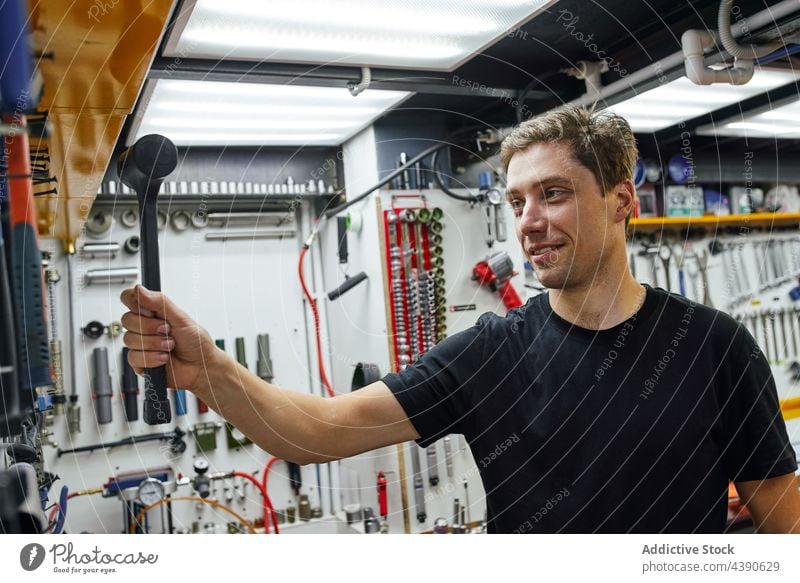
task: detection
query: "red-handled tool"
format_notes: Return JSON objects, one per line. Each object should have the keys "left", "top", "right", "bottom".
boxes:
{"left": 196, "top": 396, "right": 209, "bottom": 414}
{"left": 472, "top": 251, "right": 523, "bottom": 310}
{"left": 4, "top": 113, "right": 51, "bottom": 418}
{"left": 377, "top": 471, "right": 388, "bottom": 520}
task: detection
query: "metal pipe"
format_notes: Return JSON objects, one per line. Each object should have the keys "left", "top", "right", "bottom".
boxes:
{"left": 80, "top": 242, "right": 120, "bottom": 258}
{"left": 568, "top": 0, "right": 799, "bottom": 108}
{"left": 204, "top": 229, "right": 296, "bottom": 241}
{"left": 84, "top": 267, "right": 139, "bottom": 285}
{"left": 206, "top": 212, "right": 295, "bottom": 225}
{"left": 65, "top": 250, "right": 80, "bottom": 433}
{"left": 92, "top": 348, "right": 112, "bottom": 425}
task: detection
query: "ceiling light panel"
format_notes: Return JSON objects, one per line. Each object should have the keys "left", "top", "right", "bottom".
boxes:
{"left": 605, "top": 69, "right": 799, "bottom": 133}
{"left": 164, "top": 0, "right": 555, "bottom": 71}
{"left": 133, "top": 79, "right": 411, "bottom": 146}
{"left": 697, "top": 97, "right": 800, "bottom": 139}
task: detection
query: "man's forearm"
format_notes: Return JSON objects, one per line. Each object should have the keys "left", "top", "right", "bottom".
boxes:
{"left": 190, "top": 348, "right": 336, "bottom": 464}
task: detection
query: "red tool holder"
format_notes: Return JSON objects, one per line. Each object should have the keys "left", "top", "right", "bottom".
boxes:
{"left": 382, "top": 196, "right": 443, "bottom": 372}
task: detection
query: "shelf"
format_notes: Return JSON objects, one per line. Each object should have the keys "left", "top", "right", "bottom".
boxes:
{"left": 629, "top": 213, "right": 800, "bottom": 233}
{"left": 92, "top": 194, "right": 329, "bottom": 211}
{"left": 29, "top": 0, "right": 174, "bottom": 248}
{"left": 781, "top": 397, "right": 800, "bottom": 422}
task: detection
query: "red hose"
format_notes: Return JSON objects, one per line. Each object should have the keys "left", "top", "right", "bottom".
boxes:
{"left": 232, "top": 471, "right": 279, "bottom": 534}
{"left": 298, "top": 246, "right": 335, "bottom": 397}
{"left": 260, "top": 457, "right": 282, "bottom": 532}
{"left": 262, "top": 456, "right": 281, "bottom": 493}
{"left": 48, "top": 492, "right": 80, "bottom": 529}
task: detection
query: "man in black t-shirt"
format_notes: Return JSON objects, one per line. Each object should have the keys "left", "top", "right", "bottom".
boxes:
{"left": 120, "top": 106, "right": 800, "bottom": 533}
{"left": 382, "top": 284, "right": 797, "bottom": 532}
{"left": 381, "top": 107, "right": 799, "bottom": 532}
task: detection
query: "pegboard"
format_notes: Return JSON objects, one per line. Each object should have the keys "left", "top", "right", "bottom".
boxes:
{"left": 38, "top": 201, "right": 337, "bottom": 534}
{"left": 317, "top": 187, "right": 529, "bottom": 533}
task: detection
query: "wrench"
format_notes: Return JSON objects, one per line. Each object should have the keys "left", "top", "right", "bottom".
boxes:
{"left": 117, "top": 134, "right": 178, "bottom": 425}
{"left": 794, "top": 307, "right": 800, "bottom": 358}
{"left": 685, "top": 252, "right": 700, "bottom": 302}
{"left": 673, "top": 245, "right": 687, "bottom": 297}
{"left": 696, "top": 250, "right": 713, "bottom": 308}
{"left": 752, "top": 311, "right": 759, "bottom": 346}
{"left": 658, "top": 244, "right": 673, "bottom": 292}
{"left": 721, "top": 246, "right": 739, "bottom": 303}
{"left": 770, "top": 309, "right": 780, "bottom": 364}
{"left": 779, "top": 308, "right": 789, "bottom": 363}
{"left": 758, "top": 311, "right": 771, "bottom": 363}
{"left": 734, "top": 242, "right": 751, "bottom": 299}
{"left": 755, "top": 241, "right": 768, "bottom": 291}
{"left": 639, "top": 244, "right": 659, "bottom": 287}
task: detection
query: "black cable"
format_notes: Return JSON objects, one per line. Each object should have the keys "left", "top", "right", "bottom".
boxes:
{"left": 516, "top": 72, "right": 559, "bottom": 124}
{"left": 430, "top": 148, "right": 477, "bottom": 202}
{"left": 322, "top": 125, "right": 485, "bottom": 219}
{"left": 323, "top": 141, "right": 447, "bottom": 219}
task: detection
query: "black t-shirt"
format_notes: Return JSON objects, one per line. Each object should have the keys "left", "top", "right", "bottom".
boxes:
{"left": 382, "top": 284, "right": 798, "bottom": 533}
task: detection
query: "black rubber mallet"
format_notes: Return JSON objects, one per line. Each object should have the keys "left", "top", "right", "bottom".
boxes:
{"left": 117, "top": 134, "right": 178, "bottom": 425}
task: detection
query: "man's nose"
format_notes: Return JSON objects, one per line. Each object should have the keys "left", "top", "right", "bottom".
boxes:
{"left": 519, "top": 200, "right": 548, "bottom": 235}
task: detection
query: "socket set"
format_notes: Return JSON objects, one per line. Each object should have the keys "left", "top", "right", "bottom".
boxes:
{"left": 384, "top": 200, "right": 446, "bottom": 371}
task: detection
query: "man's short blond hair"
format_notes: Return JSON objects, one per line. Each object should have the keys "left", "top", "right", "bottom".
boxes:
{"left": 500, "top": 105, "right": 638, "bottom": 196}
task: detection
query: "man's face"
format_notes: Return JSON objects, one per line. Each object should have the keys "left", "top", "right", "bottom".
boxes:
{"left": 505, "top": 141, "right": 620, "bottom": 290}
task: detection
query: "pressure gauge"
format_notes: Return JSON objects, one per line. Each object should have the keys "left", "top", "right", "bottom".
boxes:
{"left": 194, "top": 458, "right": 209, "bottom": 474}
{"left": 485, "top": 188, "right": 504, "bottom": 206}
{"left": 137, "top": 478, "right": 165, "bottom": 506}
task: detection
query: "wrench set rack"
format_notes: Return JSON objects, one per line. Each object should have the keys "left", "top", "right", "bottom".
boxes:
{"left": 634, "top": 231, "right": 800, "bottom": 369}
{"left": 633, "top": 234, "right": 800, "bottom": 310}
{"left": 383, "top": 199, "right": 447, "bottom": 372}
{"left": 733, "top": 307, "right": 800, "bottom": 366}
{"left": 635, "top": 242, "right": 714, "bottom": 306}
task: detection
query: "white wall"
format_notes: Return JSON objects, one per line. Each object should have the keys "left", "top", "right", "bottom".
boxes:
{"left": 41, "top": 205, "right": 330, "bottom": 534}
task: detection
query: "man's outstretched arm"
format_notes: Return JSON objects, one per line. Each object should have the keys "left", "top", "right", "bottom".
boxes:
{"left": 120, "top": 285, "right": 419, "bottom": 464}
{"left": 735, "top": 472, "right": 800, "bottom": 533}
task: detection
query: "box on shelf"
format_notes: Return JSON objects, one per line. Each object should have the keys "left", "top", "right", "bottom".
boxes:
{"left": 665, "top": 185, "right": 704, "bottom": 217}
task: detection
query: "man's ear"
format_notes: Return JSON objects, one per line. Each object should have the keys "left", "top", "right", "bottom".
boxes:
{"left": 613, "top": 179, "right": 636, "bottom": 224}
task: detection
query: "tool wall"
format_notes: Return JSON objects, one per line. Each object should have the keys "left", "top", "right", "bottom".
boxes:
{"left": 319, "top": 186, "right": 529, "bottom": 533}
{"left": 38, "top": 197, "right": 336, "bottom": 534}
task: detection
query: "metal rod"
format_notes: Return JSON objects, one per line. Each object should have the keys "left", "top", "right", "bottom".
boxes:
{"left": 204, "top": 229, "right": 296, "bottom": 241}
{"left": 84, "top": 267, "right": 139, "bottom": 285}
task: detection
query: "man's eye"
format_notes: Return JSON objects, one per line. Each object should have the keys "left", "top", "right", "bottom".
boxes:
{"left": 544, "top": 189, "right": 564, "bottom": 199}
{"left": 509, "top": 199, "right": 524, "bottom": 211}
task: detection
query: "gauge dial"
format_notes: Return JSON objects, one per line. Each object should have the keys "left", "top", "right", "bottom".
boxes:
{"left": 137, "top": 478, "right": 165, "bottom": 506}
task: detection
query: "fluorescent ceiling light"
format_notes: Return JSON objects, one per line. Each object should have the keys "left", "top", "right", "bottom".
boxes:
{"left": 605, "top": 69, "right": 799, "bottom": 133}
{"left": 697, "top": 97, "right": 800, "bottom": 139}
{"left": 164, "top": 0, "right": 556, "bottom": 71}
{"left": 133, "top": 79, "right": 411, "bottom": 146}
